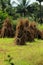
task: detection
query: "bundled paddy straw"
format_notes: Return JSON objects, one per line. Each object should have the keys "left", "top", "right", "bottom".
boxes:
{"left": 1, "top": 18, "right": 14, "bottom": 38}
{"left": 23, "top": 19, "right": 34, "bottom": 42}
{"left": 15, "top": 19, "right": 26, "bottom": 45}
{"left": 15, "top": 19, "right": 35, "bottom": 45}
{"left": 15, "top": 18, "right": 43, "bottom": 45}
{"left": 37, "top": 30, "right": 43, "bottom": 40}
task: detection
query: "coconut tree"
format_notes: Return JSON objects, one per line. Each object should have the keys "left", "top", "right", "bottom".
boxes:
{"left": 12, "top": 0, "right": 30, "bottom": 17}
{"left": 36, "top": 0, "right": 43, "bottom": 23}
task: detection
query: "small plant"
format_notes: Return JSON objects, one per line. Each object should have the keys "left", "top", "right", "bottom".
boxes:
{"left": 5, "top": 55, "right": 14, "bottom": 65}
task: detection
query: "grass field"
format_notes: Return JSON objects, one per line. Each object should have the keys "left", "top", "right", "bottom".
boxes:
{"left": 0, "top": 38, "right": 43, "bottom": 65}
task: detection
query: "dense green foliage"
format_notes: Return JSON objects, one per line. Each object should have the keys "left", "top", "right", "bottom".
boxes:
{"left": 0, "top": 10, "right": 8, "bottom": 29}
{"left": 0, "top": 0, "right": 43, "bottom": 22}
{"left": 36, "top": 0, "right": 43, "bottom": 23}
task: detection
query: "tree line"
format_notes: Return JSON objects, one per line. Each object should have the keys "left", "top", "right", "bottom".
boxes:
{"left": 0, "top": 0, "right": 43, "bottom": 23}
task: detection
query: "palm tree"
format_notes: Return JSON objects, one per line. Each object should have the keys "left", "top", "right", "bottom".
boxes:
{"left": 12, "top": 0, "right": 30, "bottom": 17}
{"left": 36, "top": 0, "right": 43, "bottom": 23}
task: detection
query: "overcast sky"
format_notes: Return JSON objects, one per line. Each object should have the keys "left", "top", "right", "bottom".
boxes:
{"left": 11, "top": 0, "right": 43, "bottom": 6}
{"left": 11, "top": 0, "right": 36, "bottom": 4}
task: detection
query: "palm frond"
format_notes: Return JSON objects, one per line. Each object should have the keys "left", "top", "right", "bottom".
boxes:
{"left": 36, "top": 0, "right": 43, "bottom": 2}
{"left": 26, "top": 0, "right": 30, "bottom": 7}
{"left": 17, "top": 0, "right": 22, "bottom": 4}
{"left": 12, "top": 1, "right": 19, "bottom": 6}
{"left": 22, "top": 0, "right": 26, "bottom": 6}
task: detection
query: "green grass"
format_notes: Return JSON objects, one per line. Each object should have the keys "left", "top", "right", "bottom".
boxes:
{"left": 0, "top": 38, "right": 43, "bottom": 65}
{"left": 37, "top": 24, "right": 43, "bottom": 30}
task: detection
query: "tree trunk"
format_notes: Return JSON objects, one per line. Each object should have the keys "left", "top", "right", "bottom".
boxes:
{"left": 24, "top": 11, "right": 25, "bottom": 17}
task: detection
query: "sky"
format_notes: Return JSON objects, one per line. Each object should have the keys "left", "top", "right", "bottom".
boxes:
{"left": 11, "top": 0, "right": 36, "bottom": 3}
{"left": 11, "top": 0, "right": 43, "bottom": 6}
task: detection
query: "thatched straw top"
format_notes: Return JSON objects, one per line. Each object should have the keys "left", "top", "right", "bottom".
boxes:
{"left": 3, "top": 18, "right": 12, "bottom": 28}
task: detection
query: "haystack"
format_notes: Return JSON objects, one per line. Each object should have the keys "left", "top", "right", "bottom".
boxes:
{"left": 15, "top": 19, "right": 26, "bottom": 45}
{"left": 15, "top": 19, "right": 35, "bottom": 45}
{"left": 1, "top": 18, "right": 14, "bottom": 38}
{"left": 23, "top": 19, "right": 34, "bottom": 42}
{"left": 15, "top": 18, "right": 43, "bottom": 45}
{"left": 30, "top": 22, "right": 38, "bottom": 38}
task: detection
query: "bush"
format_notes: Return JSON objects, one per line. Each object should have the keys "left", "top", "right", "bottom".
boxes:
{"left": 0, "top": 10, "right": 9, "bottom": 29}
{"left": 12, "top": 20, "right": 18, "bottom": 31}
